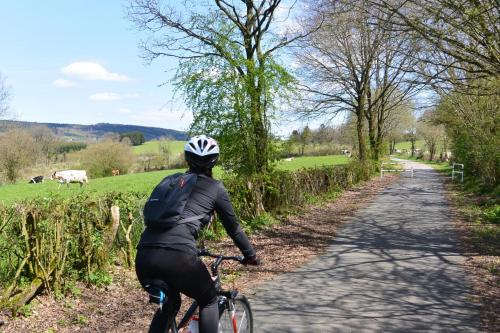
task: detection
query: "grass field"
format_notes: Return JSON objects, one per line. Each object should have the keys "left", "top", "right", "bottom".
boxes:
{"left": 132, "top": 140, "right": 185, "bottom": 155}
{"left": 402, "top": 156, "right": 452, "bottom": 172}
{"left": 275, "top": 155, "right": 349, "bottom": 171}
{"left": 0, "top": 168, "right": 185, "bottom": 205}
{"left": 394, "top": 140, "right": 425, "bottom": 151}
{"left": 0, "top": 155, "right": 349, "bottom": 205}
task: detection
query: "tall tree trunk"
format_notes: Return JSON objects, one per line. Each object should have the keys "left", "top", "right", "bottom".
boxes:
{"left": 429, "top": 142, "right": 436, "bottom": 161}
{"left": 356, "top": 108, "right": 367, "bottom": 161}
{"left": 374, "top": 108, "right": 386, "bottom": 160}
{"left": 367, "top": 110, "right": 378, "bottom": 160}
{"left": 357, "top": 83, "right": 368, "bottom": 161}
{"left": 249, "top": 82, "right": 267, "bottom": 174}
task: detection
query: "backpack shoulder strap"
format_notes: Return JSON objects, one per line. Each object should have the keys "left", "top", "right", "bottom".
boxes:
{"left": 177, "top": 214, "right": 207, "bottom": 224}
{"left": 177, "top": 173, "right": 207, "bottom": 224}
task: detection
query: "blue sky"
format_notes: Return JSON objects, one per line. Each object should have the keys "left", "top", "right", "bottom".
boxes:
{"left": 0, "top": 0, "right": 327, "bottom": 135}
{"left": 0, "top": 0, "right": 193, "bottom": 131}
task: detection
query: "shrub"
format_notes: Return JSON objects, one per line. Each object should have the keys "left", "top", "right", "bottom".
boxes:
{"left": 51, "top": 142, "right": 87, "bottom": 154}
{"left": 436, "top": 78, "right": 499, "bottom": 189}
{"left": 484, "top": 205, "right": 500, "bottom": 224}
{"left": 224, "top": 161, "right": 376, "bottom": 222}
{"left": 119, "top": 131, "right": 145, "bottom": 146}
{"left": 0, "top": 191, "right": 146, "bottom": 309}
{"left": 0, "top": 129, "right": 38, "bottom": 183}
{"left": 80, "top": 141, "right": 136, "bottom": 178}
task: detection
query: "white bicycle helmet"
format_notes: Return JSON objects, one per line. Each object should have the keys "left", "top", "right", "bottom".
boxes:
{"left": 184, "top": 135, "right": 220, "bottom": 169}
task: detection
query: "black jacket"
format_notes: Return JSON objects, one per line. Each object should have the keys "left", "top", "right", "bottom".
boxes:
{"left": 137, "top": 173, "right": 256, "bottom": 258}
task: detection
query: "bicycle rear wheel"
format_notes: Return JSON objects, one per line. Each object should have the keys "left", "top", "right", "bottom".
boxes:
{"left": 218, "top": 295, "right": 253, "bottom": 333}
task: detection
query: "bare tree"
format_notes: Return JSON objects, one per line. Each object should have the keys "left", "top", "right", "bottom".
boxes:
{"left": 403, "top": 114, "right": 418, "bottom": 157}
{"left": 128, "top": 0, "right": 306, "bottom": 173}
{"left": 384, "top": 103, "right": 414, "bottom": 154}
{"left": 0, "top": 73, "right": 11, "bottom": 119}
{"left": 0, "top": 129, "right": 38, "bottom": 183}
{"left": 296, "top": 0, "right": 421, "bottom": 160}
{"left": 371, "top": 0, "right": 500, "bottom": 90}
{"left": 28, "top": 125, "right": 57, "bottom": 165}
{"left": 296, "top": 0, "right": 384, "bottom": 160}
{"left": 363, "top": 5, "right": 423, "bottom": 160}
{"left": 418, "top": 111, "right": 445, "bottom": 161}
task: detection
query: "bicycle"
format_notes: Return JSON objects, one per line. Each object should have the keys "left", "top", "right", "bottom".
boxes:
{"left": 143, "top": 249, "right": 253, "bottom": 333}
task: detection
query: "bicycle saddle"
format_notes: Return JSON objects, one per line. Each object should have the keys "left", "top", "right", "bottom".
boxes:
{"left": 143, "top": 279, "right": 169, "bottom": 305}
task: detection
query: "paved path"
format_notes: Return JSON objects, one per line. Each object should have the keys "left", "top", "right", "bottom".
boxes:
{"left": 249, "top": 160, "right": 481, "bottom": 332}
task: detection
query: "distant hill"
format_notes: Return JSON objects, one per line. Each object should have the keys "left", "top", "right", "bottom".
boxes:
{"left": 0, "top": 120, "right": 187, "bottom": 142}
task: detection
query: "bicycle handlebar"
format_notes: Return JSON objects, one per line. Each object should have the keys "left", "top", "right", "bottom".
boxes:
{"left": 198, "top": 248, "right": 244, "bottom": 265}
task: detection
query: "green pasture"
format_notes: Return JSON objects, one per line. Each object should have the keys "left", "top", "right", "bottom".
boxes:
{"left": 275, "top": 155, "right": 349, "bottom": 171}
{"left": 402, "top": 156, "right": 451, "bottom": 172}
{"left": 0, "top": 169, "right": 183, "bottom": 205}
{"left": 132, "top": 140, "right": 185, "bottom": 155}
{"left": 285, "top": 142, "right": 342, "bottom": 155}
{"left": 132, "top": 140, "right": 345, "bottom": 159}
{"left": 394, "top": 140, "right": 425, "bottom": 151}
{"left": 0, "top": 155, "right": 349, "bottom": 205}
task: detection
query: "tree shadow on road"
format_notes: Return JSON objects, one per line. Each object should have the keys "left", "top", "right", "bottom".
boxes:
{"left": 251, "top": 169, "right": 481, "bottom": 332}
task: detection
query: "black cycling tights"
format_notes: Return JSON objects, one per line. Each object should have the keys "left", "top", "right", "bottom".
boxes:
{"left": 136, "top": 248, "right": 219, "bottom": 333}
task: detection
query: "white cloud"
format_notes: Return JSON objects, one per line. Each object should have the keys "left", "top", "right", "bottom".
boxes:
{"left": 117, "top": 108, "right": 132, "bottom": 114}
{"left": 89, "top": 92, "right": 139, "bottom": 101}
{"left": 62, "top": 61, "right": 130, "bottom": 82}
{"left": 53, "top": 78, "right": 78, "bottom": 87}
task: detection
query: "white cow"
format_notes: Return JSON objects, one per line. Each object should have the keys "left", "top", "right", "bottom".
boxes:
{"left": 51, "top": 170, "right": 88, "bottom": 188}
{"left": 341, "top": 149, "right": 352, "bottom": 157}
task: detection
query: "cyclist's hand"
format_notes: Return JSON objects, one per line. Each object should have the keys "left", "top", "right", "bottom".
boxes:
{"left": 242, "top": 255, "right": 260, "bottom": 266}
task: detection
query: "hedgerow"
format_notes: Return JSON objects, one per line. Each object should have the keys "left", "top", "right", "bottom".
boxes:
{"left": 0, "top": 161, "right": 376, "bottom": 312}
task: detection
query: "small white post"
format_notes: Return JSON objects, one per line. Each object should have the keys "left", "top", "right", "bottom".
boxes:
{"left": 411, "top": 167, "right": 414, "bottom": 178}
{"left": 452, "top": 163, "right": 464, "bottom": 183}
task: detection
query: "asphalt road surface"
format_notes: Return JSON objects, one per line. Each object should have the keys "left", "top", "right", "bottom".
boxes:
{"left": 250, "top": 160, "right": 480, "bottom": 332}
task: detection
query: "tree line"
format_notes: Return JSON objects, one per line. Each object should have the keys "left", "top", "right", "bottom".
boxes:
{"left": 1, "top": 0, "right": 497, "bottom": 187}
{"left": 127, "top": 0, "right": 497, "bottom": 188}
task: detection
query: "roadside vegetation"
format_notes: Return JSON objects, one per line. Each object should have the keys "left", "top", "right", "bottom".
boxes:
{"left": 0, "top": 160, "right": 375, "bottom": 312}
{"left": 445, "top": 180, "right": 499, "bottom": 332}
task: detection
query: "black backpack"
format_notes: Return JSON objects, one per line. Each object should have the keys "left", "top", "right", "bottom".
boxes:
{"left": 143, "top": 172, "right": 205, "bottom": 228}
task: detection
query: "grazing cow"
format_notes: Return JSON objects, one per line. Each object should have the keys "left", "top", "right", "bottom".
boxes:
{"left": 341, "top": 149, "right": 352, "bottom": 158}
{"left": 111, "top": 169, "right": 120, "bottom": 176}
{"left": 28, "top": 175, "right": 44, "bottom": 184}
{"left": 51, "top": 170, "right": 88, "bottom": 188}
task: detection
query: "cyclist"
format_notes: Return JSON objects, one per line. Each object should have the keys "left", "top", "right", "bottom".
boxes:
{"left": 135, "top": 135, "right": 260, "bottom": 333}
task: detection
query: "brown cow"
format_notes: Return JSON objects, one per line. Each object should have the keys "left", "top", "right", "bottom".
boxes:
{"left": 112, "top": 169, "right": 120, "bottom": 176}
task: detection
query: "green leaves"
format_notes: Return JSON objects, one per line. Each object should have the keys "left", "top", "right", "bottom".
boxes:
{"left": 172, "top": 18, "right": 296, "bottom": 175}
